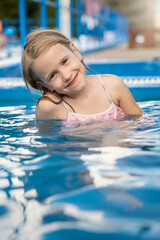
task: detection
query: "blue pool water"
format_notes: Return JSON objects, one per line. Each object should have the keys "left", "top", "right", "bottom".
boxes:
{"left": 0, "top": 60, "right": 160, "bottom": 240}
{"left": 87, "top": 58, "right": 160, "bottom": 77}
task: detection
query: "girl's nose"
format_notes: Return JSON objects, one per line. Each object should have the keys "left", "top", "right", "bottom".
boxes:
{"left": 60, "top": 70, "right": 72, "bottom": 82}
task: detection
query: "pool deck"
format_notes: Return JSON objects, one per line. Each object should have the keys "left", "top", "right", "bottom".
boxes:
{"left": 84, "top": 43, "right": 160, "bottom": 62}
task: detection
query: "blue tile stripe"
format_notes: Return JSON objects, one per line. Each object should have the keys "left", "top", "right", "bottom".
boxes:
{"left": 0, "top": 76, "right": 160, "bottom": 89}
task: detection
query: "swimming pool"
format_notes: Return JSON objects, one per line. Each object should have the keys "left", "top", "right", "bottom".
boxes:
{"left": 0, "top": 59, "right": 160, "bottom": 240}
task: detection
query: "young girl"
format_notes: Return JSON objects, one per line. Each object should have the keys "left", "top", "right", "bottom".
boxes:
{"left": 22, "top": 29, "right": 142, "bottom": 128}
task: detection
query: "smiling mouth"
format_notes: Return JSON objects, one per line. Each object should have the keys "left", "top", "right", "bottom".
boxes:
{"left": 66, "top": 73, "right": 78, "bottom": 87}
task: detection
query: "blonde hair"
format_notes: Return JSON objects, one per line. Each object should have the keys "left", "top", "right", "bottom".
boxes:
{"left": 22, "top": 29, "right": 72, "bottom": 93}
{"left": 21, "top": 29, "right": 97, "bottom": 113}
{"left": 21, "top": 29, "right": 90, "bottom": 95}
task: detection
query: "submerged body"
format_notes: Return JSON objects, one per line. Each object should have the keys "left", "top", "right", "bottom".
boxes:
{"left": 21, "top": 29, "right": 142, "bottom": 127}
{"left": 38, "top": 75, "right": 126, "bottom": 127}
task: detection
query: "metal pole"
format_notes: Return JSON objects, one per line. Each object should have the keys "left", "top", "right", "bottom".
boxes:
{"left": 18, "top": 0, "right": 27, "bottom": 46}
{"left": 56, "top": 0, "right": 60, "bottom": 31}
{"left": 84, "top": 0, "right": 89, "bottom": 38}
{"left": 76, "top": 0, "right": 82, "bottom": 39}
{"left": 70, "top": 0, "right": 73, "bottom": 39}
{"left": 40, "top": 0, "right": 47, "bottom": 28}
{"left": 98, "top": 0, "right": 101, "bottom": 45}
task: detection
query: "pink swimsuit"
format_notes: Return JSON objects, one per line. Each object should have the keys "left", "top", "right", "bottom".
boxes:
{"left": 63, "top": 75, "right": 126, "bottom": 128}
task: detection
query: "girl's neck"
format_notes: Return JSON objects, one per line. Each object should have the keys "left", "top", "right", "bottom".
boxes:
{"left": 65, "top": 75, "right": 92, "bottom": 100}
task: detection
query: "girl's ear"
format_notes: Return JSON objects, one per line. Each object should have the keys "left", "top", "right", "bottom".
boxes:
{"left": 69, "top": 42, "right": 82, "bottom": 60}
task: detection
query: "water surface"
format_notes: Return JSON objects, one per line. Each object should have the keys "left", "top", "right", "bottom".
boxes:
{"left": 0, "top": 100, "right": 160, "bottom": 240}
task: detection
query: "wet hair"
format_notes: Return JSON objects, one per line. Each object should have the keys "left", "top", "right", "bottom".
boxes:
{"left": 22, "top": 29, "right": 93, "bottom": 90}
{"left": 21, "top": 29, "right": 97, "bottom": 112}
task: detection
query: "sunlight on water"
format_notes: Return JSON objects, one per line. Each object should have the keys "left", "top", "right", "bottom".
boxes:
{"left": 0, "top": 101, "right": 160, "bottom": 240}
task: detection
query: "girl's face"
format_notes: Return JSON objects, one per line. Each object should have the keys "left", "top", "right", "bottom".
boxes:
{"left": 32, "top": 43, "right": 86, "bottom": 97}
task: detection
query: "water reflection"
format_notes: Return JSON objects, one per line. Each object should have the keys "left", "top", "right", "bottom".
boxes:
{"left": 0, "top": 101, "right": 160, "bottom": 239}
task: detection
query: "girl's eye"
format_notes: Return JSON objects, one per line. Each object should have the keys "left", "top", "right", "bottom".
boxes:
{"left": 62, "top": 58, "right": 68, "bottom": 64}
{"left": 49, "top": 72, "right": 57, "bottom": 80}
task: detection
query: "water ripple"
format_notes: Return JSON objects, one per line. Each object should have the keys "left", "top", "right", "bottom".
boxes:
{"left": 0, "top": 101, "right": 160, "bottom": 239}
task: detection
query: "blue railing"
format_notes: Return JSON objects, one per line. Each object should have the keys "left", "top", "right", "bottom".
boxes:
{"left": 17, "top": 0, "right": 128, "bottom": 54}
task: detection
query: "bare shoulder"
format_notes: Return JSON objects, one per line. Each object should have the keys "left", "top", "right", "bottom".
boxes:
{"left": 99, "top": 74, "right": 126, "bottom": 105}
{"left": 101, "top": 74, "right": 125, "bottom": 89}
{"left": 99, "top": 74, "right": 142, "bottom": 117}
{"left": 35, "top": 98, "right": 59, "bottom": 120}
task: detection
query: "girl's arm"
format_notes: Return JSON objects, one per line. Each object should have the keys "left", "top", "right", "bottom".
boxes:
{"left": 35, "top": 98, "right": 68, "bottom": 120}
{"left": 35, "top": 99, "right": 58, "bottom": 120}
{"left": 103, "top": 75, "right": 143, "bottom": 117}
